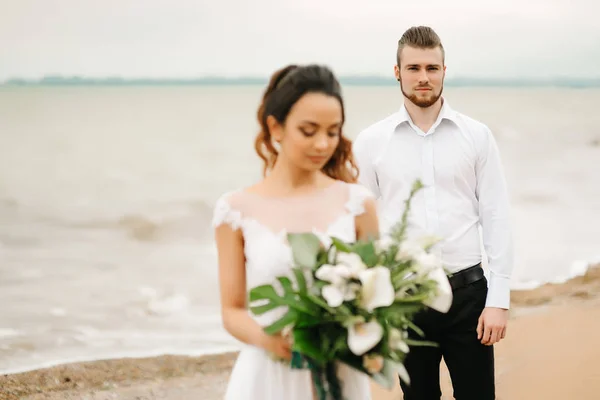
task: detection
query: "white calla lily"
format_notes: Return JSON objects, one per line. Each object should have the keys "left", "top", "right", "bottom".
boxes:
{"left": 423, "top": 266, "right": 453, "bottom": 313}
{"left": 358, "top": 266, "right": 395, "bottom": 311}
{"left": 348, "top": 320, "right": 384, "bottom": 355}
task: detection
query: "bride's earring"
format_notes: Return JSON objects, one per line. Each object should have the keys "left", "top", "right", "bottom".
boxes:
{"left": 272, "top": 138, "right": 281, "bottom": 152}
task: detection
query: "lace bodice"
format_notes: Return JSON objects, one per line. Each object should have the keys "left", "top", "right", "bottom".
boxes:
{"left": 212, "top": 180, "right": 374, "bottom": 326}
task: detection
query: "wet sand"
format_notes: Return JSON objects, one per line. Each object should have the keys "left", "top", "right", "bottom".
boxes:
{"left": 2, "top": 265, "right": 599, "bottom": 400}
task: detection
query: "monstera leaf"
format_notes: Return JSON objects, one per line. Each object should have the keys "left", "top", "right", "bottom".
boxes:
{"left": 249, "top": 276, "right": 318, "bottom": 335}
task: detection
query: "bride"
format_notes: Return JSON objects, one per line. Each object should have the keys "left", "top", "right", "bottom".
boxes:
{"left": 212, "top": 64, "right": 380, "bottom": 399}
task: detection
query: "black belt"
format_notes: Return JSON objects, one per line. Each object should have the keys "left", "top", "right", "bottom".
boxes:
{"left": 447, "top": 263, "right": 484, "bottom": 291}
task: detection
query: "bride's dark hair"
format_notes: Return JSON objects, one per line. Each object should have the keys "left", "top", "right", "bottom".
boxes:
{"left": 254, "top": 64, "right": 358, "bottom": 183}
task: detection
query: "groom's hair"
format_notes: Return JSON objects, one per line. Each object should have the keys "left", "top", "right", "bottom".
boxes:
{"left": 397, "top": 26, "right": 445, "bottom": 66}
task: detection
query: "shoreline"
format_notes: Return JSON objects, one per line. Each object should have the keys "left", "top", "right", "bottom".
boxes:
{"left": 2, "top": 264, "right": 599, "bottom": 400}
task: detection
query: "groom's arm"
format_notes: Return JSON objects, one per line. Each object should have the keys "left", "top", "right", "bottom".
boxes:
{"left": 475, "top": 127, "right": 514, "bottom": 310}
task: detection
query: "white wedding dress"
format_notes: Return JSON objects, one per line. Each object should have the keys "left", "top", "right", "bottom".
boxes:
{"left": 212, "top": 180, "right": 374, "bottom": 400}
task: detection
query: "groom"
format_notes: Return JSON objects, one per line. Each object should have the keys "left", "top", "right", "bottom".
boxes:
{"left": 354, "top": 26, "right": 513, "bottom": 399}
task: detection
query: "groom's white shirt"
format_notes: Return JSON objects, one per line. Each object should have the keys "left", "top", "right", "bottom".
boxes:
{"left": 354, "top": 99, "right": 513, "bottom": 309}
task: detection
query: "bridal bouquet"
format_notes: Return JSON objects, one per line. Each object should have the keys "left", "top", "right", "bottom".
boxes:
{"left": 248, "top": 180, "right": 452, "bottom": 399}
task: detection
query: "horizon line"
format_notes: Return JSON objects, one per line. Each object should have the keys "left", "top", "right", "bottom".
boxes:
{"left": 2, "top": 75, "right": 599, "bottom": 88}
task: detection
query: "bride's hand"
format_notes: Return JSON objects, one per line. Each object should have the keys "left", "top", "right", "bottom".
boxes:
{"left": 260, "top": 332, "right": 293, "bottom": 361}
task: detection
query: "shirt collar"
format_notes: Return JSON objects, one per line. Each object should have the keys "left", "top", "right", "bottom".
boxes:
{"left": 394, "top": 97, "right": 459, "bottom": 128}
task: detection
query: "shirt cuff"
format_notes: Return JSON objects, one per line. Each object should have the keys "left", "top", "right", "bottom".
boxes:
{"left": 485, "top": 272, "right": 511, "bottom": 309}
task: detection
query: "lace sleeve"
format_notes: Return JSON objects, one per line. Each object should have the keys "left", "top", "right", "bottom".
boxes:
{"left": 211, "top": 192, "right": 243, "bottom": 230}
{"left": 345, "top": 184, "right": 375, "bottom": 216}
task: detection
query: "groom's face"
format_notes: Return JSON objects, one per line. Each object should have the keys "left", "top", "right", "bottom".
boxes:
{"left": 396, "top": 46, "right": 446, "bottom": 108}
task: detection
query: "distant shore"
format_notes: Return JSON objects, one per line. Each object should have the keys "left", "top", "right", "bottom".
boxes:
{"left": 2, "top": 264, "right": 599, "bottom": 400}
{"left": 2, "top": 76, "right": 600, "bottom": 88}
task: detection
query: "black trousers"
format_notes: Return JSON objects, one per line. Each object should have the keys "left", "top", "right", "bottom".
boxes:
{"left": 400, "top": 276, "right": 495, "bottom": 400}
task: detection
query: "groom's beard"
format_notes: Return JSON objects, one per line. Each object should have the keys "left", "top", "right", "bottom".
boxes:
{"left": 400, "top": 76, "right": 443, "bottom": 108}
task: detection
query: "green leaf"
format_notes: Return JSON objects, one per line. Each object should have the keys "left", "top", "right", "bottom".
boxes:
{"left": 293, "top": 327, "right": 328, "bottom": 365}
{"left": 330, "top": 331, "right": 349, "bottom": 357}
{"left": 352, "top": 242, "right": 379, "bottom": 267}
{"left": 404, "top": 338, "right": 439, "bottom": 347}
{"left": 277, "top": 276, "right": 294, "bottom": 293}
{"left": 250, "top": 302, "right": 275, "bottom": 316}
{"left": 264, "top": 310, "right": 298, "bottom": 335}
{"left": 316, "top": 250, "right": 329, "bottom": 267}
{"left": 405, "top": 319, "right": 426, "bottom": 338}
{"left": 287, "top": 233, "right": 322, "bottom": 268}
{"left": 292, "top": 268, "right": 307, "bottom": 293}
{"left": 371, "top": 359, "right": 400, "bottom": 390}
{"left": 249, "top": 284, "right": 316, "bottom": 316}
{"left": 331, "top": 237, "right": 352, "bottom": 252}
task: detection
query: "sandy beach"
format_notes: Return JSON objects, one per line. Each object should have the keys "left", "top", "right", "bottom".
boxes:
{"left": 2, "top": 265, "right": 599, "bottom": 400}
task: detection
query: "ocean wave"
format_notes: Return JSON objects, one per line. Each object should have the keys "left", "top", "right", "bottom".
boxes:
{"left": 0, "top": 196, "right": 217, "bottom": 243}
{"left": 0, "top": 344, "right": 241, "bottom": 376}
{"left": 510, "top": 257, "right": 600, "bottom": 291}
{"left": 67, "top": 200, "right": 216, "bottom": 242}
{"left": 0, "top": 328, "right": 21, "bottom": 339}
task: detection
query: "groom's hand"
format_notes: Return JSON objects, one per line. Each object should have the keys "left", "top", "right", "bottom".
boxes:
{"left": 477, "top": 307, "right": 508, "bottom": 346}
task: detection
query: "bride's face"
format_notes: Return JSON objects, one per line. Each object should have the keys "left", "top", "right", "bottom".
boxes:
{"left": 270, "top": 92, "right": 342, "bottom": 173}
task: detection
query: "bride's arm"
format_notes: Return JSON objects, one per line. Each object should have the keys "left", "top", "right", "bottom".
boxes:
{"left": 215, "top": 223, "right": 292, "bottom": 360}
{"left": 355, "top": 197, "right": 379, "bottom": 241}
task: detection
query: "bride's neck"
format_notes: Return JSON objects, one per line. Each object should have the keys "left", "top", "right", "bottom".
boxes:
{"left": 266, "top": 158, "right": 321, "bottom": 191}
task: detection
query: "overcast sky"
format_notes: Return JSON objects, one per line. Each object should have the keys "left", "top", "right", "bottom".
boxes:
{"left": 1, "top": 0, "right": 599, "bottom": 80}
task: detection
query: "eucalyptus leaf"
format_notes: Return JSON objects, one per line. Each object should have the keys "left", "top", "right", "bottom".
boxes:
{"left": 370, "top": 359, "right": 399, "bottom": 390}
{"left": 287, "top": 233, "right": 322, "bottom": 269}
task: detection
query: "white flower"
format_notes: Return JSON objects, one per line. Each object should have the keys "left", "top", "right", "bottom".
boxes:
{"left": 358, "top": 266, "right": 395, "bottom": 311}
{"left": 321, "top": 281, "right": 360, "bottom": 307}
{"left": 395, "top": 239, "right": 425, "bottom": 261}
{"left": 336, "top": 252, "right": 367, "bottom": 276}
{"left": 321, "top": 285, "right": 345, "bottom": 307}
{"left": 414, "top": 253, "right": 443, "bottom": 276}
{"left": 312, "top": 230, "right": 332, "bottom": 249}
{"left": 315, "top": 264, "right": 351, "bottom": 286}
{"left": 348, "top": 320, "right": 384, "bottom": 355}
{"left": 417, "top": 234, "right": 442, "bottom": 250}
{"left": 388, "top": 328, "right": 410, "bottom": 353}
{"left": 317, "top": 264, "right": 361, "bottom": 307}
{"left": 423, "top": 266, "right": 453, "bottom": 313}
{"left": 374, "top": 236, "right": 394, "bottom": 253}
{"left": 316, "top": 252, "right": 369, "bottom": 309}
